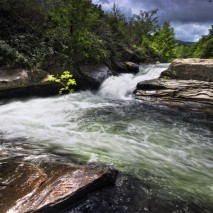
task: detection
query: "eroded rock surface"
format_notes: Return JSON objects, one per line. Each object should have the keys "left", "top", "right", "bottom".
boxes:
{"left": 135, "top": 79, "right": 213, "bottom": 113}
{"left": 161, "top": 58, "right": 213, "bottom": 82}
{"left": 0, "top": 161, "right": 116, "bottom": 213}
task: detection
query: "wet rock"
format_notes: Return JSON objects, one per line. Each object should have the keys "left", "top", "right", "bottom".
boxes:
{"left": 120, "top": 46, "right": 159, "bottom": 63}
{"left": 0, "top": 161, "right": 117, "bottom": 213}
{"left": 110, "top": 61, "right": 139, "bottom": 74}
{"left": 120, "top": 47, "right": 144, "bottom": 63}
{"left": 161, "top": 58, "right": 213, "bottom": 82}
{"left": 124, "top": 62, "right": 139, "bottom": 73}
{"left": 135, "top": 79, "right": 213, "bottom": 113}
{"left": 79, "top": 64, "right": 112, "bottom": 88}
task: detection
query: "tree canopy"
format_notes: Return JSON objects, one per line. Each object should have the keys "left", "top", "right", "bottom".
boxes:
{"left": 150, "top": 21, "right": 176, "bottom": 61}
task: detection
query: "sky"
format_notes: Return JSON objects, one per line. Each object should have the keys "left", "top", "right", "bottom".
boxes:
{"left": 92, "top": 0, "right": 213, "bottom": 42}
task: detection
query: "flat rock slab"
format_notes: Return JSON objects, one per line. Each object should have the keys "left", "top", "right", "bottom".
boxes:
{"left": 135, "top": 79, "right": 213, "bottom": 113}
{"left": 0, "top": 161, "right": 116, "bottom": 213}
{"left": 161, "top": 58, "right": 213, "bottom": 82}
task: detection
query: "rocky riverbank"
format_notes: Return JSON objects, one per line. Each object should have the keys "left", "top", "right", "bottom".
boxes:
{"left": 0, "top": 61, "right": 140, "bottom": 99}
{"left": 135, "top": 59, "right": 213, "bottom": 113}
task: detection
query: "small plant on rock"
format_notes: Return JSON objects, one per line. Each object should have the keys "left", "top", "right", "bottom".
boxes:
{"left": 48, "top": 71, "right": 76, "bottom": 94}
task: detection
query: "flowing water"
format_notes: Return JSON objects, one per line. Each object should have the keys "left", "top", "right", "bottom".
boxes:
{"left": 0, "top": 64, "right": 213, "bottom": 211}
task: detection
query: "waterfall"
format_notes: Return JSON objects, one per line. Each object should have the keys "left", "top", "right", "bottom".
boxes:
{"left": 98, "top": 63, "right": 170, "bottom": 99}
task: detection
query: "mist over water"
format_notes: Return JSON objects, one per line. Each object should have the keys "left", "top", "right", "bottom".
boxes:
{"left": 0, "top": 64, "right": 212, "bottom": 209}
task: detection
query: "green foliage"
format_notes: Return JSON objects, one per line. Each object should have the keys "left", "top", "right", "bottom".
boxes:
{"left": 102, "top": 5, "right": 160, "bottom": 61}
{"left": 47, "top": 0, "right": 107, "bottom": 64}
{"left": 0, "top": 40, "right": 29, "bottom": 67}
{"left": 0, "top": 0, "right": 179, "bottom": 69}
{"left": 201, "top": 39, "right": 213, "bottom": 58}
{"left": 0, "top": 0, "right": 46, "bottom": 36}
{"left": 105, "top": 3, "right": 126, "bottom": 33}
{"left": 130, "top": 10, "right": 159, "bottom": 46}
{"left": 174, "top": 44, "right": 194, "bottom": 59}
{"left": 0, "top": 0, "right": 109, "bottom": 68}
{"left": 150, "top": 22, "right": 177, "bottom": 61}
{"left": 0, "top": 0, "right": 53, "bottom": 68}
{"left": 48, "top": 71, "right": 76, "bottom": 94}
{"left": 193, "top": 26, "right": 213, "bottom": 58}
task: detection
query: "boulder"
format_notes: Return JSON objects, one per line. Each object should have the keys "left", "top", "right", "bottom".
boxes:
{"left": 0, "top": 68, "right": 47, "bottom": 89}
{"left": 161, "top": 58, "right": 213, "bottom": 82}
{"left": 79, "top": 64, "right": 112, "bottom": 87}
{"left": 120, "top": 46, "right": 159, "bottom": 63}
{"left": 0, "top": 68, "right": 61, "bottom": 98}
{"left": 124, "top": 62, "right": 139, "bottom": 73}
{"left": 121, "top": 47, "right": 146, "bottom": 63}
{"left": 135, "top": 79, "right": 213, "bottom": 113}
{"left": 1, "top": 161, "right": 117, "bottom": 213}
{"left": 110, "top": 61, "right": 139, "bottom": 74}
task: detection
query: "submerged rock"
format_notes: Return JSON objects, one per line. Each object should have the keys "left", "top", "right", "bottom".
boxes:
{"left": 0, "top": 161, "right": 116, "bottom": 213}
{"left": 135, "top": 79, "right": 213, "bottom": 113}
{"left": 161, "top": 58, "right": 213, "bottom": 82}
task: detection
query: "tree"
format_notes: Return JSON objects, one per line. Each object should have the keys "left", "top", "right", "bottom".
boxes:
{"left": 105, "top": 3, "right": 126, "bottom": 33}
{"left": 129, "top": 10, "right": 159, "bottom": 46}
{"left": 151, "top": 21, "right": 176, "bottom": 61}
{"left": 193, "top": 25, "right": 213, "bottom": 58}
{"left": 201, "top": 39, "right": 213, "bottom": 58}
{"left": 48, "top": 0, "right": 109, "bottom": 65}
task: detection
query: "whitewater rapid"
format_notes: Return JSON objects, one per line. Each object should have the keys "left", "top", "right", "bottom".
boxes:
{"left": 98, "top": 63, "right": 169, "bottom": 99}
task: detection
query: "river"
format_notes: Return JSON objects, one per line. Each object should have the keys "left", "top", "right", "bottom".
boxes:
{"left": 0, "top": 64, "right": 212, "bottom": 211}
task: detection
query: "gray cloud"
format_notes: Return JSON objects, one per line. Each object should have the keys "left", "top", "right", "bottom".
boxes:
{"left": 92, "top": 0, "right": 213, "bottom": 41}
{"left": 93, "top": 0, "right": 110, "bottom": 4}
{"left": 172, "top": 22, "right": 212, "bottom": 42}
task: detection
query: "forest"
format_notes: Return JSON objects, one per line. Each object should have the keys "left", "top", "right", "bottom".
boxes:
{"left": 0, "top": 0, "right": 213, "bottom": 72}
